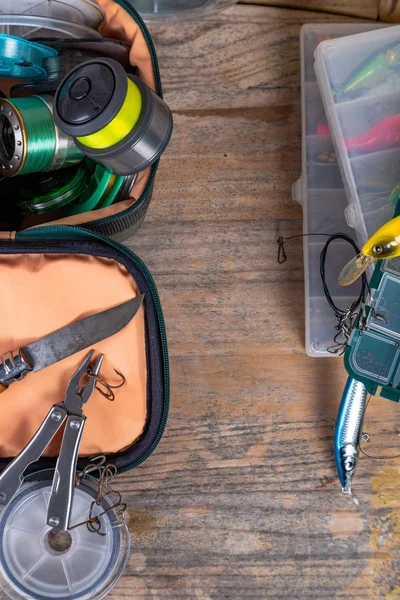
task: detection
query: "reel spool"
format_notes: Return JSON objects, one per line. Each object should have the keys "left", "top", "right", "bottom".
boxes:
{"left": 0, "top": 95, "right": 83, "bottom": 176}
{"left": 34, "top": 38, "right": 133, "bottom": 71}
{"left": 53, "top": 58, "right": 173, "bottom": 176}
{"left": 0, "top": 16, "right": 102, "bottom": 40}
{"left": 0, "top": 471, "right": 130, "bottom": 600}
{"left": 65, "top": 167, "right": 137, "bottom": 215}
{"left": 11, "top": 39, "right": 135, "bottom": 98}
{"left": 44, "top": 51, "right": 100, "bottom": 83}
{"left": 7, "top": 163, "right": 91, "bottom": 214}
{"left": 64, "top": 161, "right": 121, "bottom": 215}
{"left": 0, "top": 35, "right": 57, "bottom": 79}
{"left": 0, "top": 0, "right": 105, "bottom": 30}
{"left": 11, "top": 81, "right": 61, "bottom": 98}
{"left": 98, "top": 172, "right": 138, "bottom": 208}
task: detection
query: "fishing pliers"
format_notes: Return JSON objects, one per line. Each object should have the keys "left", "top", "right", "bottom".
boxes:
{"left": 0, "top": 350, "right": 103, "bottom": 530}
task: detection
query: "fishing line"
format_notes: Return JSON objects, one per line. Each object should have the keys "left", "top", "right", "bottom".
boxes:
{"left": 0, "top": 34, "right": 57, "bottom": 80}
{"left": 0, "top": 95, "right": 83, "bottom": 176}
{"left": 277, "top": 232, "right": 370, "bottom": 354}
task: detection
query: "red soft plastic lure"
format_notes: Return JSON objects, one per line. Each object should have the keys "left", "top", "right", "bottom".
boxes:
{"left": 345, "top": 114, "right": 400, "bottom": 154}
{"left": 317, "top": 114, "right": 400, "bottom": 154}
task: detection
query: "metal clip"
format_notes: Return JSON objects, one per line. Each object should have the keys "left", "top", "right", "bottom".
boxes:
{"left": 0, "top": 350, "right": 33, "bottom": 386}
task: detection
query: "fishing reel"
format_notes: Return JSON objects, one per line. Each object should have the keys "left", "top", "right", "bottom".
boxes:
{"left": 0, "top": 33, "right": 173, "bottom": 220}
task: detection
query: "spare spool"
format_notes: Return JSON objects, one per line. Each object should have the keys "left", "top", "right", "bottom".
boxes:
{"left": 0, "top": 95, "right": 83, "bottom": 176}
{"left": 0, "top": 472, "right": 130, "bottom": 600}
{"left": 0, "top": 34, "right": 57, "bottom": 79}
{"left": 6, "top": 162, "right": 91, "bottom": 214}
{"left": 53, "top": 57, "right": 173, "bottom": 175}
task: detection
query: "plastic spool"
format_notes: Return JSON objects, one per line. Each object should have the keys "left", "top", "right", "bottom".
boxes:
{"left": 0, "top": 35, "right": 57, "bottom": 79}
{"left": 34, "top": 38, "right": 133, "bottom": 71}
{"left": 0, "top": 16, "right": 102, "bottom": 40}
{"left": 0, "top": 473, "right": 130, "bottom": 600}
{"left": 44, "top": 52, "right": 99, "bottom": 83}
{"left": 54, "top": 58, "right": 173, "bottom": 176}
{"left": 64, "top": 161, "right": 119, "bottom": 215}
{"left": 0, "top": 95, "right": 83, "bottom": 176}
{"left": 98, "top": 173, "right": 137, "bottom": 209}
{"left": 9, "top": 163, "right": 91, "bottom": 214}
{"left": 11, "top": 39, "right": 134, "bottom": 96}
{"left": 11, "top": 81, "right": 61, "bottom": 98}
{"left": 0, "top": 0, "right": 104, "bottom": 30}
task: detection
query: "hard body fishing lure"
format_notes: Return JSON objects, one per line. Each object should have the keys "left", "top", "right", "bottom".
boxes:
{"left": 335, "top": 377, "right": 367, "bottom": 505}
{"left": 339, "top": 214, "right": 400, "bottom": 285}
{"left": 335, "top": 43, "right": 400, "bottom": 100}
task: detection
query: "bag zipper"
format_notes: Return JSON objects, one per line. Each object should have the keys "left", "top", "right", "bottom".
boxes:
{"left": 16, "top": 225, "right": 170, "bottom": 473}
{"left": 83, "top": 0, "right": 163, "bottom": 232}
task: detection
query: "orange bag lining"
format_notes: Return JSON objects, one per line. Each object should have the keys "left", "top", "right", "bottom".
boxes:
{"left": 0, "top": 250, "right": 148, "bottom": 458}
{"left": 13, "top": 0, "right": 156, "bottom": 230}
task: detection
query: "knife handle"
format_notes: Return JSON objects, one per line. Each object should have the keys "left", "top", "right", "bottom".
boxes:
{"left": 0, "top": 350, "right": 33, "bottom": 388}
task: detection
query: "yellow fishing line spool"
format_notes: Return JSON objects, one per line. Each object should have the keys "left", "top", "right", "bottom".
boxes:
{"left": 77, "top": 78, "right": 142, "bottom": 149}
{"left": 54, "top": 58, "right": 173, "bottom": 176}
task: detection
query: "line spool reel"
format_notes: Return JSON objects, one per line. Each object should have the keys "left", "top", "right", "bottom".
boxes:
{"left": 11, "top": 39, "right": 135, "bottom": 98}
{"left": 53, "top": 57, "right": 173, "bottom": 175}
{"left": 0, "top": 16, "right": 102, "bottom": 40}
{"left": 63, "top": 160, "right": 121, "bottom": 215}
{"left": 7, "top": 162, "right": 91, "bottom": 214}
{"left": 0, "top": 471, "right": 130, "bottom": 600}
{"left": 0, "top": 34, "right": 57, "bottom": 79}
{"left": 0, "top": 95, "right": 83, "bottom": 176}
{"left": 0, "top": 0, "right": 105, "bottom": 30}
{"left": 35, "top": 38, "right": 133, "bottom": 71}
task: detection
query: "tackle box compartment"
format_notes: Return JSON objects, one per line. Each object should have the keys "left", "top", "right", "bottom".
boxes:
{"left": 314, "top": 24, "right": 398, "bottom": 247}
{"left": 295, "top": 24, "right": 384, "bottom": 357}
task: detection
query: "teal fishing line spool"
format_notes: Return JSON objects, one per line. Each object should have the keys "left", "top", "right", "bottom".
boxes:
{"left": 0, "top": 34, "right": 57, "bottom": 79}
{"left": 0, "top": 95, "right": 83, "bottom": 176}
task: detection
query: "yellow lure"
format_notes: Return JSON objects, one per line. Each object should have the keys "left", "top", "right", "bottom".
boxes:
{"left": 339, "top": 215, "right": 400, "bottom": 286}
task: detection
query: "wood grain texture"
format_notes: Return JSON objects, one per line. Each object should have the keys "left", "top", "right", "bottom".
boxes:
{"left": 380, "top": 0, "right": 400, "bottom": 21}
{"left": 110, "top": 5, "right": 400, "bottom": 599}
{"left": 239, "top": 0, "right": 379, "bottom": 20}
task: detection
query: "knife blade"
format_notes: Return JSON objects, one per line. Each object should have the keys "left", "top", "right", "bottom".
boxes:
{"left": 0, "top": 294, "right": 144, "bottom": 390}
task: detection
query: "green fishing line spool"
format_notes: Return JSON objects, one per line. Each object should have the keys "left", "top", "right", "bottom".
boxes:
{"left": 64, "top": 160, "right": 121, "bottom": 215}
{"left": 53, "top": 57, "right": 173, "bottom": 176}
{"left": 0, "top": 95, "right": 83, "bottom": 177}
{"left": 5, "top": 162, "right": 91, "bottom": 214}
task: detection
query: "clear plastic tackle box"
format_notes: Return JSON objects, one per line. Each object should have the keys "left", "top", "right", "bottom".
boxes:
{"left": 295, "top": 24, "right": 384, "bottom": 357}
{"left": 314, "top": 25, "right": 400, "bottom": 247}
{"left": 122, "top": 0, "right": 237, "bottom": 22}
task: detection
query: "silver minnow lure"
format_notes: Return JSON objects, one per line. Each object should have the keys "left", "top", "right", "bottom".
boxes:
{"left": 334, "top": 377, "right": 368, "bottom": 506}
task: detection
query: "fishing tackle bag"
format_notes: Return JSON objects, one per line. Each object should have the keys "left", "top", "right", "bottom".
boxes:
{"left": 0, "top": 0, "right": 170, "bottom": 476}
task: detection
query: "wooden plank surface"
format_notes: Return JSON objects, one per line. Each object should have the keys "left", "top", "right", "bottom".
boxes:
{"left": 113, "top": 5, "right": 400, "bottom": 599}
{"left": 239, "top": 0, "right": 379, "bottom": 20}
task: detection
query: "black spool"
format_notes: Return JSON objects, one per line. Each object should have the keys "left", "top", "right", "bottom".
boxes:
{"left": 53, "top": 57, "right": 173, "bottom": 176}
